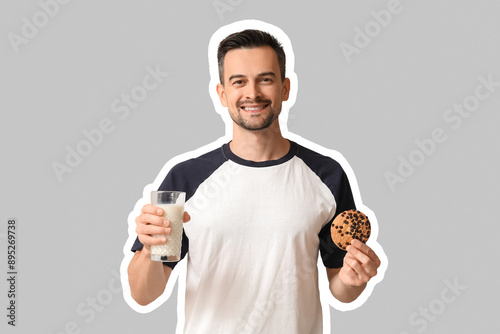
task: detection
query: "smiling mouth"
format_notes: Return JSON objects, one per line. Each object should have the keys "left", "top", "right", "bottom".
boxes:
{"left": 240, "top": 104, "right": 269, "bottom": 112}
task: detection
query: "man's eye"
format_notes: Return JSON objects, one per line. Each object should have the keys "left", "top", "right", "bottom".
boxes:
{"left": 261, "top": 78, "right": 272, "bottom": 83}
{"left": 233, "top": 80, "right": 243, "bottom": 85}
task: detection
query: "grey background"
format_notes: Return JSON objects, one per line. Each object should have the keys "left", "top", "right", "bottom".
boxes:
{"left": 1, "top": 0, "right": 499, "bottom": 333}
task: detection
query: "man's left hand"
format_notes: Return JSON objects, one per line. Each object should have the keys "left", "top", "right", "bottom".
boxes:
{"left": 339, "top": 239, "right": 381, "bottom": 287}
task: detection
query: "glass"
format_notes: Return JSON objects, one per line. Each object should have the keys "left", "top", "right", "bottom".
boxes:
{"left": 150, "top": 191, "right": 185, "bottom": 262}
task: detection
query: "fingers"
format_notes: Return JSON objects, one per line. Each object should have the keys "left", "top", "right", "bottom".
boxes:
{"left": 350, "top": 239, "right": 381, "bottom": 267}
{"left": 136, "top": 223, "right": 171, "bottom": 237}
{"left": 140, "top": 234, "right": 168, "bottom": 246}
{"left": 342, "top": 240, "right": 380, "bottom": 285}
{"left": 343, "top": 253, "right": 372, "bottom": 284}
{"left": 135, "top": 204, "right": 191, "bottom": 250}
{"left": 136, "top": 213, "right": 166, "bottom": 228}
{"left": 136, "top": 205, "right": 168, "bottom": 249}
{"left": 138, "top": 204, "right": 165, "bottom": 228}
{"left": 141, "top": 204, "right": 164, "bottom": 216}
{"left": 346, "top": 246, "right": 377, "bottom": 277}
{"left": 340, "top": 262, "right": 365, "bottom": 287}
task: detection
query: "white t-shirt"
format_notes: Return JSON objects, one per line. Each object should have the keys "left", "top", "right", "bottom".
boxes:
{"left": 132, "top": 140, "right": 356, "bottom": 333}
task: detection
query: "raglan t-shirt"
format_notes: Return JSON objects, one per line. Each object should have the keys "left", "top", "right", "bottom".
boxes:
{"left": 132, "top": 140, "right": 356, "bottom": 334}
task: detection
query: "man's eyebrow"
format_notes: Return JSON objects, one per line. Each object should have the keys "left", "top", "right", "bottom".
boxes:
{"left": 228, "top": 74, "right": 246, "bottom": 82}
{"left": 258, "top": 72, "right": 276, "bottom": 78}
{"left": 227, "top": 72, "right": 277, "bottom": 82}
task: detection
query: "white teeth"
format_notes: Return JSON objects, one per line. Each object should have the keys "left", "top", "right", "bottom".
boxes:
{"left": 242, "top": 106, "right": 264, "bottom": 111}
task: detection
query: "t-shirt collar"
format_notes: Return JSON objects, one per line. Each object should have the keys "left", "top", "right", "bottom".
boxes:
{"left": 222, "top": 140, "right": 297, "bottom": 167}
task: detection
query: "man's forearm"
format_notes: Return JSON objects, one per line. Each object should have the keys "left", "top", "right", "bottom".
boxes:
{"left": 128, "top": 248, "right": 171, "bottom": 305}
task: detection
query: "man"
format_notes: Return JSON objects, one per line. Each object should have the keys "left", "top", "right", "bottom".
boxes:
{"left": 127, "top": 28, "right": 381, "bottom": 333}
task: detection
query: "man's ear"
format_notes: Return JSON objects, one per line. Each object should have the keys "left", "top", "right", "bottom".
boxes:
{"left": 216, "top": 83, "right": 227, "bottom": 107}
{"left": 282, "top": 78, "right": 290, "bottom": 102}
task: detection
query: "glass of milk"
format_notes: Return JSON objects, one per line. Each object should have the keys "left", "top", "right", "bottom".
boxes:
{"left": 150, "top": 191, "right": 185, "bottom": 262}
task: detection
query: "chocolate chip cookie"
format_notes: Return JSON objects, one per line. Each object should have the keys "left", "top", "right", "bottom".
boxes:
{"left": 331, "top": 209, "right": 371, "bottom": 250}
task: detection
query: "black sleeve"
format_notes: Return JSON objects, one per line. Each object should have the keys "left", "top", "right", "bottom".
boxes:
{"left": 319, "top": 170, "right": 356, "bottom": 268}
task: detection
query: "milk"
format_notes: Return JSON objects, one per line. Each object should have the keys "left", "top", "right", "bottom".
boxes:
{"left": 151, "top": 203, "right": 184, "bottom": 261}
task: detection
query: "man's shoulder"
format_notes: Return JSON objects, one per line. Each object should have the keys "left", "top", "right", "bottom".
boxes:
{"left": 294, "top": 141, "right": 344, "bottom": 174}
{"left": 293, "top": 141, "right": 354, "bottom": 203}
{"left": 169, "top": 143, "right": 228, "bottom": 177}
{"left": 158, "top": 143, "right": 228, "bottom": 195}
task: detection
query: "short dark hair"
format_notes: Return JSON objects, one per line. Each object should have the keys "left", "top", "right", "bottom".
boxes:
{"left": 217, "top": 29, "right": 286, "bottom": 84}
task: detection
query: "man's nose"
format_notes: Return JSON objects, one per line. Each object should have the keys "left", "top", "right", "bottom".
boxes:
{"left": 244, "top": 82, "right": 262, "bottom": 100}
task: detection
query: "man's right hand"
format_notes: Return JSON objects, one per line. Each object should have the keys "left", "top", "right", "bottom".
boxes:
{"left": 135, "top": 204, "right": 191, "bottom": 252}
{"left": 129, "top": 205, "right": 190, "bottom": 305}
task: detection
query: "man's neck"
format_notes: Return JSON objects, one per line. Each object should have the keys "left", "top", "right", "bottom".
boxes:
{"left": 230, "top": 122, "right": 290, "bottom": 162}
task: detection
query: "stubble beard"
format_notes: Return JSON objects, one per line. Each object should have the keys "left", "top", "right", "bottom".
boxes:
{"left": 230, "top": 100, "right": 281, "bottom": 131}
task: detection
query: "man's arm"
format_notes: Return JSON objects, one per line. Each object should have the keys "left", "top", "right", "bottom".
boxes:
{"left": 326, "top": 239, "right": 380, "bottom": 303}
{"left": 128, "top": 204, "right": 190, "bottom": 305}
{"left": 128, "top": 248, "right": 172, "bottom": 305}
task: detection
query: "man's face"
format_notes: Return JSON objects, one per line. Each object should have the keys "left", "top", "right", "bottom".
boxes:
{"left": 216, "top": 46, "right": 290, "bottom": 131}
